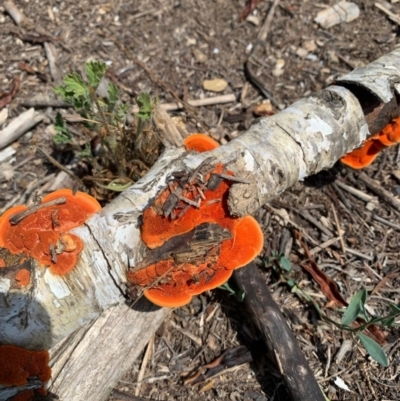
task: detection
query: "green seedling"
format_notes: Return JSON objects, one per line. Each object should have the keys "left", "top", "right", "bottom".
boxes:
{"left": 53, "top": 61, "right": 159, "bottom": 194}
{"left": 219, "top": 281, "right": 245, "bottom": 302}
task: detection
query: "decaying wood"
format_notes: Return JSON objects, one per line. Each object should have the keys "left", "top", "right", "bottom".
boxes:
{"left": 49, "top": 300, "right": 168, "bottom": 401}
{"left": 4, "top": 0, "right": 28, "bottom": 25}
{"left": 314, "top": 1, "right": 360, "bottom": 29}
{"left": 44, "top": 42, "right": 63, "bottom": 84}
{"left": 3, "top": 48, "right": 400, "bottom": 400}
{"left": 153, "top": 106, "right": 188, "bottom": 147}
{"left": 132, "top": 223, "right": 231, "bottom": 272}
{"left": 0, "top": 108, "right": 44, "bottom": 149}
{"left": 234, "top": 262, "right": 325, "bottom": 401}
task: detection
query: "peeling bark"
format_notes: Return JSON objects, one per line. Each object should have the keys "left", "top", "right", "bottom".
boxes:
{"left": 2, "top": 48, "right": 400, "bottom": 401}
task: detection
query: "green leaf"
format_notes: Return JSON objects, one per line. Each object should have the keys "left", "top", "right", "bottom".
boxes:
{"left": 85, "top": 61, "right": 107, "bottom": 89}
{"left": 136, "top": 92, "right": 154, "bottom": 121}
{"left": 64, "top": 72, "right": 89, "bottom": 98}
{"left": 115, "top": 103, "right": 128, "bottom": 123}
{"left": 95, "top": 179, "right": 133, "bottom": 192}
{"left": 379, "top": 316, "right": 395, "bottom": 327}
{"left": 54, "top": 85, "right": 68, "bottom": 100}
{"left": 107, "top": 83, "right": 119, "bottom": 112}
{"left": 78, "top": 143, "right": 93, "bottom": 159}
{"left": 341, "top": 288, "right": 367, "bottom": 326}
{"left": 358, "top": 333, "right": 389, "bottom": 367}
{"left": 279, "top": 256, "right": 292, "bottom": 272}
{"left": 53, "top": 113, "right": 73, "bottom": 145}
{"left": 218, "top": 281, "right": 236, "bottom": 295}
{"left": 286, "top": 279, "right": 295, "bottom": 288}
{"left": 236, "top": 290, "right": 245, "bottom": 302}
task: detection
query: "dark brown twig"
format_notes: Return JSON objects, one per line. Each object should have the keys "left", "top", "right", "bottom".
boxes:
{"left": 9, "top": 197, "right": 67, "bottom": 225}
{"left": 234, "top": 262, "right": 325, "bottom": 401}
{"left": 35, "top": 146, "right": 85, "bottom": 187}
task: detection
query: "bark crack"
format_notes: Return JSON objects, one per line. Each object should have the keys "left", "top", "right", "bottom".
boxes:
{"left": 85, "top": 223, "right": 126, "bottom": 298}
{"left": 275, "top": 122, "right": 307, "bottom": 168}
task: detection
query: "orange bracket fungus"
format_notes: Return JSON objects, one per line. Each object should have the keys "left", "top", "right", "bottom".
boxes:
{"left": 0, "top": 345, "right": 51, "bottom": 400}
{"left": 341, "top": 117, "right": 400, "bottom": 169}
{"left": 0, "top": 189, "right": 101, "bottom": 275}
{"left": 128, "top": 134, "right": 264, "bottom": 307}
{"left": 184, "top": 133, "right": 220, "bottom": 153}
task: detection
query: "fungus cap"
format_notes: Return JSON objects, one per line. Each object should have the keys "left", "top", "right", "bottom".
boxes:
{"left": 341, "top": 117, "right": 400, "bottom": 169}
{"left": 183, "top": 133, "right": 220, "bottom": 152}
{"left": 131, "top": 133, "right": 263, "bottom": 307}
{"left": 0, "top": 189, "right": 101, "bottom": 275}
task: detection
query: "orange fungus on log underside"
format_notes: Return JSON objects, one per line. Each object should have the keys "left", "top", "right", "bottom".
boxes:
{"left": 0, "top": 189, "right": 101, "bottom": 275}
{"left": 131, "top": 136, "right": 264, "bottom": 307}
{"left": 184, "top": 133, "right": 220, "bottom": 153}
{"left": 15, "top": 269, "right": 31, "bottom": 287}
{"left": 341, "top": 117, "right": 400, "bottom": 169}
{"left": 0, "top": 345, "right": 51, "bottom": 387}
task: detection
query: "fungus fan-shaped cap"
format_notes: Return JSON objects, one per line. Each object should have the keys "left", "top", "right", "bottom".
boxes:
{"left": 184, "top": 133, "right": 220, "bottom": 152}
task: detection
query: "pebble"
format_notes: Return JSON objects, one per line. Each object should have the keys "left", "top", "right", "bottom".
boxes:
{"left": 203, "top": 78, "right": 228, "bottom": 92}
{"left": 192, "top": 48, "right": 207, "bottom": 63}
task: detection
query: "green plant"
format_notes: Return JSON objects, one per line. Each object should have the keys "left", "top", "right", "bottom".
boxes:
{"left": 265, "top": 250, "right": 292, "bottom": 272}
{"left": 219, "top": 281, "right": 245, "bottom": 302}
{"left": 292, "top": 284, "right": 399, "bottom": 367}
{"left": 265, "top": 253, "right": 399, "bottom": 367}
{"left": 53, "top": 61, "right": 159, "bottom": 194}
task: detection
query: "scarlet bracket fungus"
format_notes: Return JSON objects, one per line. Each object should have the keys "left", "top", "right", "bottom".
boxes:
{"left": 0, "top": 345, "right": 51, "bottom": 400}
{"left": 129, "top": 134, "right": 263, "bottom": 307}
{"left": 184, "top": 133, "right": 220, "bottom": 153}
{"left": 341, "top": 117, "right": 400, "bottom": 169}
{"left": 0, "top": 189, "right": 101, "bottom": 275}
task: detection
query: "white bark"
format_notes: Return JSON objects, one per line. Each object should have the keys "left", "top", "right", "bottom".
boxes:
{"left": 2, "top": 48, "right": 400, "bottom": 401}
{"left": 0, "top": 108, "right": 44, "bottom": 149}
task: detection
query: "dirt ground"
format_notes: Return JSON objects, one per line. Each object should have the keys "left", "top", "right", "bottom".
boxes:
{"left": 1, "top": 0, "right": 400, "bottom": 400}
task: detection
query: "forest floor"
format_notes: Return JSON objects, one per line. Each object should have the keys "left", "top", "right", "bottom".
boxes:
{"left": 1, "top": 0, "right": 400, "bottom": 400}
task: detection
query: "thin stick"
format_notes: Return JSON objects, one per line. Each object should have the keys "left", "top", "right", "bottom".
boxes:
{"left": 132, "top": 94, "right": 236, "bottom": 113}
{"left": 335, "top": 180, "right": 376, "bottom": 203}
{"left": 219, "top": 173, "right": 251, "bottom": 184}
{"left": 4, "top": 0, "right": 27, "bottom": 25}
{"left": 256, "top": 0, "right": 281, "bottom": 43}
{"left": 134, "top": 336, "right": 154, "bottom": 397}
{"left": 331, "top": 204, "right": 346, "bottom": 255}
{"left": 375, "top": 2, "right": 400, "bottom": 26}
{"left": 358, "top": 172, "right": 400, "bottom": 212}
{"left": 9, "top": 197, "right": 67, "bottom": 225}
{"left": 36, "top": 146, "right": 85, "bottom": 187}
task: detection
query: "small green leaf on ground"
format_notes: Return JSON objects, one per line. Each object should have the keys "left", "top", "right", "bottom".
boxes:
{"left": 86, "top": 61, "right": 107, "bottom": 89}
{"left": 136, "top": 92, "right": 154, "bottom": 121}
{"left": 342, "top": 288, "right": 367, "bottom": 326}
{"left": 107, "top": 82, "right": 119, "bottom": 111}
{"left": 357, "top": 332, "right": 389, "bottom": 367}
{"left": 53, "top": 113, "right": 73, "bottom": 145}
{"left": 95, "top": 179, "right": 133, "bottom": 192}
{"left": 279, "top": 256, "right": 292, "bottom": 272}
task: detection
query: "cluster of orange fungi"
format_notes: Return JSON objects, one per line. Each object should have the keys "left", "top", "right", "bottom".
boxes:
{"left": 0, "top": 345, "right": 51, "bottom": 401}
{"left": 128, "top": 134, "right": 264, "bottom": 308}
{"left": 341, "top": 117, "right": 400, "bottom": 169}
{"left": 0, "top": 189, "right": 101, "bottom": 276}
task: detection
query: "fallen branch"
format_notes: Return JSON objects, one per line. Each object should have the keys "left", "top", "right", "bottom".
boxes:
{"left": 2, "top": 48, "right": 400, "bottom": 400}
{"left": 234, "top": 262, "right": 325, "bottom": 401}
{"left": 0, "top": 108, "right": 44, "bottom": 149}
